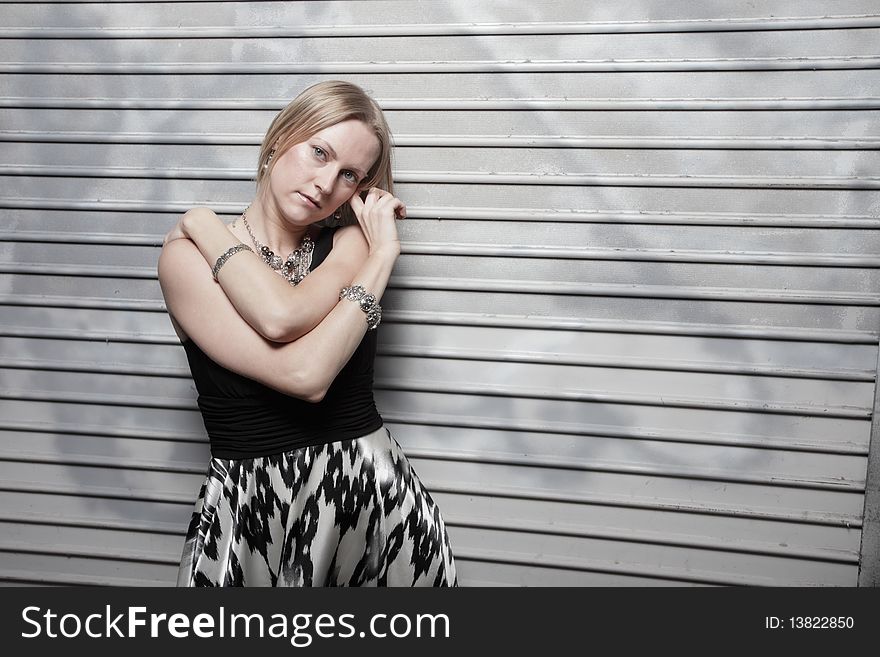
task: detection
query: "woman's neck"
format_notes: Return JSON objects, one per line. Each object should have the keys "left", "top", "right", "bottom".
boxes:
{"left": 242, "top": 194, "right": 310, "bottom": 255}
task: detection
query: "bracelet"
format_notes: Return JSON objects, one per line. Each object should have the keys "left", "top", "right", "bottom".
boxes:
{"left": 212, "top": 244, "right": 253, "bottom": 280}
{"left": 340, "top": 285, "right": 382, "bottom": 330}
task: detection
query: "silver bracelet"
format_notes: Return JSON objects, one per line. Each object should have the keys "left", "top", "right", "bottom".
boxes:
{"left": 340, "top": 285, "right": 382, "bottom": 330}
{"left": 212, "top": 244, "right": 253, "bottom": 280}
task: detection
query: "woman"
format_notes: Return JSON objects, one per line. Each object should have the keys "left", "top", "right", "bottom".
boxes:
{"left": 158, "top": 80, "right": 457, "bottom": 587}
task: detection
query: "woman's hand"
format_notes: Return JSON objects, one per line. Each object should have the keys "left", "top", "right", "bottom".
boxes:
{"left": 162, "top": 217, "right": 189, "bottom": 246}
{"left": 348, "top": 187, "right": 405, "bottom": 257}
{"left": 162, "top": 207, "right": 222, "bottom": 247}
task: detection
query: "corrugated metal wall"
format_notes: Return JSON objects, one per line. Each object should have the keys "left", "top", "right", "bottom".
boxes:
{"left": 1, "top": 0, "right": 878, "bottom": 586}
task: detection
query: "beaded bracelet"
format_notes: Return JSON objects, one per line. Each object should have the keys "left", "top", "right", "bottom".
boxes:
{"left": 340, "top": 285, "right": 382, "bottom": 330}
{"left": 212, "top": 244, "right": 253, "bottom": 280}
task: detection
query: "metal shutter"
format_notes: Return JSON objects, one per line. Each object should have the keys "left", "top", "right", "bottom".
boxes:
{"left": 1, "top": 0, "right": 878, "bottom": 586}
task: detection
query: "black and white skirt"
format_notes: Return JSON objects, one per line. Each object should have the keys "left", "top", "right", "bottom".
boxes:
{"left": 177, "top": 425, "right": 458, "bottom": 586}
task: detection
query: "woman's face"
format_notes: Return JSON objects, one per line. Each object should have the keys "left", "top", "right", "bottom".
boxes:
{"left": 266, "top": 119, "right": 381, "bottom": 226}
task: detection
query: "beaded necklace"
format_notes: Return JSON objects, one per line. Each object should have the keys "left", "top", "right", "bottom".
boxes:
{"left": 240, "top": 209, "right": 313, "bottom": 286}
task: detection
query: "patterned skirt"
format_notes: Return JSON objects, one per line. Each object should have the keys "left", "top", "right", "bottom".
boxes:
{"left": 177, "top": 425, "right": 457, "bottom": 586}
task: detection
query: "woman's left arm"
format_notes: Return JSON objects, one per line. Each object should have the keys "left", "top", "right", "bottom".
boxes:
{"left": 170, "top": 207, "right": 369, "bottom": 342}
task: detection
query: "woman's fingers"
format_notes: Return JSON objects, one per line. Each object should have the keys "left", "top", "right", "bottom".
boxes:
{"left": 348, "top": 193, "right": 365, "bottom": 219}
{"left": 350, "top": 191, "right": 376, "bottom": 238}
{"left": 349, "top": 187, "right": 405, "bottom": 231}
{"left": 162, "top": 221, "right": 187, "bottom": 246}
{"left": 362, "top": 189, "right": 377, "bottom": 220}
{"left": 345, "top": 188, "right": 401, "bottom": 254}
{"left": 381, "top": 197, "right": 407, "bottom": 220}
{"left": 376, "top": 194, "right": 405, "bottom": 218}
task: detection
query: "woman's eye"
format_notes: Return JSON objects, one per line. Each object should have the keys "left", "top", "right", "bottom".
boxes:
{"left": 342, "top": 171, "right": 357, "bottom": 183}
{"left": 313, "top": 146, "right": 325, "bottom": 158}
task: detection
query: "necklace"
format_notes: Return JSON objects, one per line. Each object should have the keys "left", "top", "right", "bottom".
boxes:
{"left": 241, "top": 208, "right": 314, "bottom": 286}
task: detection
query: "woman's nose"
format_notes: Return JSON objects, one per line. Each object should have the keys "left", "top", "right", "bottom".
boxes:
{"left": 315, "top": 167, "right": 336, "bottom": 195}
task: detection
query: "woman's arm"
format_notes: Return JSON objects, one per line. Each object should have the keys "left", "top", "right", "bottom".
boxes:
{"left": 158, "top": 191, "right": 401, "bottom": 403}
{"left": 173, "top": 207, "right": 369, "bottom": 343}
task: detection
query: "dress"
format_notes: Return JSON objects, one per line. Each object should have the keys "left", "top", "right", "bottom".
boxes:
{"left": 176, "top": 227, "right": 457, "bottom": 586}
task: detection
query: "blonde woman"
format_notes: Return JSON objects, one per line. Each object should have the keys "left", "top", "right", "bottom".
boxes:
{"left": 158, "top": 81, "right": 457, "bottom": 586}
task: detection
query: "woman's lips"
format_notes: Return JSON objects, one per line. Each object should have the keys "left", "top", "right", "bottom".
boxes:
{"left": 297, "top": 192, "right": 320, "bottom": 209}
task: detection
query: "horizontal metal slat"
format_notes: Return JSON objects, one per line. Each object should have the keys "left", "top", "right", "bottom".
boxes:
{"left": 0, "top": 568, "right": 169, "bottom": 587}
{"left": 2, "top": 301, "right": 877, "bottom": 343}
{"left": 375, "top": 378, "right": 873, "bottom": 419}
{"left": 3, "top": 266, "right": 876, "bottom": 304}
{"left": 381, "top": 347, "right": 874, "bottom": 381}
{"left": 0, "top": 451, "right": 205, "bottom": 476}
{"left": 5, "top": 163, "right": 880, "bottom": 190}
{"left": 2, "top": 68, "right": 864, "bottom": 97}
{"left": 5, "top": 107, "right": 874, "bottom": 139}
{"left": 2, "top": 97, "right": 879, "bottom": 110}
{"left": 0, "top": 479, "right": 194, "bottom": 505}
{"left": 453, "top": 544, "right": 846, "bottom": 586}
{"left": 382, "top": 404, "right": 872, "bottom": 455}
{"left": 0, "top": 263, "right": 155, "bottom": 278}
{"left": 428, "top": 480, "right": 863, "bottom": 528}
{"left": 391, "top": 277, "right": 880, "bottom": 305}
{"left": 5, "top": 229, "right": 880, "bottom": 267}
{"left": 451, "top": 559, "right": 690, "bottom": 586}
{"left": 4, "top": 15, "right": 880, "bottom": 38}
{"left": 4, "top": 130, "right": 880, "bottom": 150}
{"left": 5, "top": 56, "right": 880, "bottom": 74}
{"left": 0, "top": 538, "right": 176, "bottom": 566}
{"left": 0, "top": 389, "right": 193, "bottom": 411}
{"left": 11, "top": 143, "right": 878, "bottom": 184}
{"left": 3, "top": 200, "right": 879, "bottom": 227}
{"left": 3, "top": 341, "right": 874, "bottom": 382}
{"left": 0, "top": 419, "right": 205, "bottom": 443}
{"left": 0, "top": 511, "right": 183, "bottom": 537}
{"left": 403, "top": 243, "right": 880, "bottom": 266}
{"left": 0, "top": 294, "right": 168, "bottom": 311}
{"left": 0, "top": 230, "right": 160, "bottom": 245}
{"left": 11, "top": 30, "right": 878, "bottom": 63}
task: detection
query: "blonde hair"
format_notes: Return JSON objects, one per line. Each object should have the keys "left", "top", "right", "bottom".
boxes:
{"left": 256, "top": 80, "right": 393, "bottom": 225}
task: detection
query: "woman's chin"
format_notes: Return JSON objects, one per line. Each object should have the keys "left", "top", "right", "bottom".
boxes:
{"left": 278, "top": 204, "right": 320, "bottom": 228}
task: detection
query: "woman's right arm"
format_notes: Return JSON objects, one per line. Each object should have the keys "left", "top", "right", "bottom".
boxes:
{"left": 173, "top": 207, "right": 372, "bottom": 343}
{"left": 157, "top": 193, "right": 400, "bottom": 403}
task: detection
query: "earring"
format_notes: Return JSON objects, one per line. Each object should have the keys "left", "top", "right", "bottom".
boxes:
{"left": 334, "top": 210, "right": 342, "bottom": 220}
{"left": 262, "top": 148, "right": 276, "bottom": 171}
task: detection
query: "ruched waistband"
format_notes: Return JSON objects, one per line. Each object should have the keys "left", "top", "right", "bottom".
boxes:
{"left": 197, "top": 376, "right": 383, "bottom": 459}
